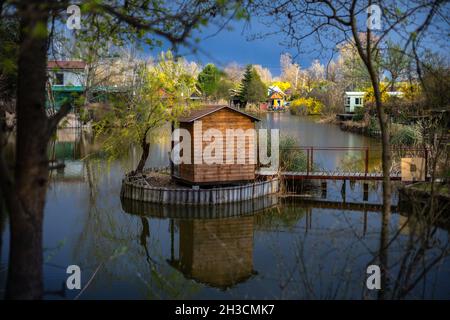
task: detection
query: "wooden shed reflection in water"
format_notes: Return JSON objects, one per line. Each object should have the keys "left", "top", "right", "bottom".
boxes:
{"left": 120, "top": 196, "right": 280, "bottom": 288}
{"left": 168, "top": 216, "right": 256, "bottom": 289}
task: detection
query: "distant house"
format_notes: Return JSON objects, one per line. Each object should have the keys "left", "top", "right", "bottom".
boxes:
{"left": 173, "top": 105, "right": 260, "bottom": 185}
{"left": 267, "top": 86, "right": 286, "bottom": 110}
{"left": 386, "top": 91, "right": 404, "bottom": 98}
{"left": 189, "top": 90, "right": 202, "bottom": 101}
{"left": 344, "top": 91, "right": 404, "bottom": 113}
{"left": 47, "top": 59, "right": 141, "bottom": 110}
{"left": 47, "top": 60, "right": 86, "bottom": 87}
{"left": 47, "top": 60, "right": 86, "bottom": 110}
{"left": 344, "top": 92, "right": 364, "bottom": 113}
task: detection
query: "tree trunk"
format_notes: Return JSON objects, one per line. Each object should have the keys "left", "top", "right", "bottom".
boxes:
{"left": 378, "top": 212, "right": 390, "bottom": 299}
{"left": 372, "top": 71, "right": 392, "bottom": 301}
{"left": 351, "top": 16, "right": 392, "bottom": 299}
{"left": 5, "top": 2, "right": 50, "bottom": 299}
{"left": 390, "top": 79, "right": 395, "bottom": 92}
{"left": 135, "top": 140, "right": 150, "bottom": 173}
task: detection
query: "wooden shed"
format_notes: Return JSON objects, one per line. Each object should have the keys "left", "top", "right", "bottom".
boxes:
{"left": 173, "top": 105, "right": 260, "bottom": 185}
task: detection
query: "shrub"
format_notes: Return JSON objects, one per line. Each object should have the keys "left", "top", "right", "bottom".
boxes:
{"left": 352, "top": 106, "right": 365, "bottom": 121}
{"left": 279, "top": 135, "right": 308, "bottom": 171}
{"left": 391, "top": 124, "right": 422, "bottom": 146}
{"left": 290, "top": 97, "right": 323, "bottom": 115}
{"left": 367, "top": 116, "right": 380, "bottom": 136}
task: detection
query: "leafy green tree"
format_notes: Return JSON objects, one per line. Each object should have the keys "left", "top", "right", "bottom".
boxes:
{"left": 197, "top": 63, "right": 222, "bottom": 99}
{"left": 238, "top": 65, "right": 267, "bottom": 106}
{"left": 215, "top": 78, "right": 235, "bottom": 101}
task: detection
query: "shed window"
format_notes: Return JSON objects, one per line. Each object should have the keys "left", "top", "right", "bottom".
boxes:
{"left": 355, "top": 97, "right": 362, "bottom": 105}
{"left": 346, "top": 97, "right": 351, "bottom": 105}
{"left": 54, "top": 73, "right": 64, "bottom": 85}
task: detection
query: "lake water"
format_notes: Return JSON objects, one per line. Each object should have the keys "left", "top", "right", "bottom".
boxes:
{"left": 0, "top": 113, "right": 449, "bottom": 299}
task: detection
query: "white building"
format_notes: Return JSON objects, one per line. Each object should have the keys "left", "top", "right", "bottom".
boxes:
{"left": 344, "top": 91, "right": 404, "bottom": 113}
{"left": 47, "top": 60, "right": 86, "bottom": 87}
{"left": 344, "top": 92, "right": 364, "bottom": 113}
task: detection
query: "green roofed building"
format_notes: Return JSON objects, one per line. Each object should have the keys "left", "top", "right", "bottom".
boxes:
{"left": 46, "top": 60, "right": 87, "bottom": 110}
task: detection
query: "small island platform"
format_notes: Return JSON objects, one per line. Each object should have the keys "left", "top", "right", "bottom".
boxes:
{"left": 120, "top": 169, "right": 279, "bottom": 205}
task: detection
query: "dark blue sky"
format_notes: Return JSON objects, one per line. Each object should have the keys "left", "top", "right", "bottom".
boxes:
{"left": 151, "top": 8, "right": 449, "bottom": 77}
{"left": 184, "top": 20, "right": 293, "bottom": 76}
{"left": 154, "top": 19, "right": 311, "bottom": 77}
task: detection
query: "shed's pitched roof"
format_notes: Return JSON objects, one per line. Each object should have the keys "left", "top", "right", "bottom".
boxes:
{"left": 269, "top": 92, "right": 284, "bottom": 99}
{"left": 268, "top": 85, "right": 284, "bottom": 95}
{"left": 178, "top": 105, "right": 260, "bottom": 123}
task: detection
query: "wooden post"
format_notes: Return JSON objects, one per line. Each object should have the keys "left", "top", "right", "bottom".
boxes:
{"left": 170, "top": 219, "right": 174, "bottom": 261}
{"left": 363, "top": 210, "right": 368, "bottom": 236}
{"left": 363, "top": 183, "right": 369, "bottom": 201}
{"left": 305, "top": 207, "right": 312, "bottom": 232}
{"left": 365, "top": 147, "right": 369, "bottom": 176}
{"left": 170, "top": 121, "right": 175, "bottom": 177}
{"left": 306, "top": 148, "right": 310, "bottom": 176}
{"left": 424, "top": 145, "right": 428, "bottom": 181}
{"left": 341, "top": 179, "right": 346, "bottom": 203}
{"left": 310, "top": 147, "right": 314, "bottom": 172}
{"left": 321, "top": 181, "right": 327, "bottom": 199}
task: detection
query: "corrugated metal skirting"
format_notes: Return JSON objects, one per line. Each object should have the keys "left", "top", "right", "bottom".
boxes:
{"left": 121, "top": 177, "right": 279, "bottom": 205}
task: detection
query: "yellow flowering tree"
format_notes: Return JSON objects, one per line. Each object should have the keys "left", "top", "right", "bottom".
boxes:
{"left": 290, "top": 97, "right": 323, "bottom": 115}
{"left": 271, "top": 81, "right": 291, "bottom": 92}
{"left": 364, "top": 84, "right": 391, "bottom": 103}
{"left": 398, "top": 82, "right": 421, "bottom": 101}
{"left": 96, "top": 51, "right": 198, "bottom": 174}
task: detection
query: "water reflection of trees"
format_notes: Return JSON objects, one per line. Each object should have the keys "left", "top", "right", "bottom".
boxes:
{"left": 268, "top": 203, "right": 450, "bottom": 299}
{"left": 74, "top": 206, "right": 201, "bottom": 298}
{"left": 372, "top": 202, "right": 450, "bottom": 299}
{"left": 69, "top": 160, "right": 201, "bottom": 299}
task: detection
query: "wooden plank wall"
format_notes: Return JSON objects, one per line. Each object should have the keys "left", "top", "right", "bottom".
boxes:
{"left": 178, "top": 108, "right": 257, "bottom": 184}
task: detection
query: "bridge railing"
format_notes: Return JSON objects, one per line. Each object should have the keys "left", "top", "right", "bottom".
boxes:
{"left": 280, "top": 146, "right": 429, "bottom": 177}
{"left": 281, "top": 146, "right": 371, "bottom": 176}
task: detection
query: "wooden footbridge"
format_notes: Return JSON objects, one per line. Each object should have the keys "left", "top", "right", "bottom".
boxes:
{"left": 280, "top": 196, "right": 398, "bottom": 212}
{"left": 278, "top": 171, "right": 401, "bottom": 181}
{"left": 258, "top": 146, "right": 428, "bottom": 182}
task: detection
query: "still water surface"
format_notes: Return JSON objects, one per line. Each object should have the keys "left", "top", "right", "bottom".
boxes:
{"left": 0, "top": 113, "right": 449, "bottom": 299}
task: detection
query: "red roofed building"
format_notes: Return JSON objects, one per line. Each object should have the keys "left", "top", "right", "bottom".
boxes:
{"left": 47, "top": 60, "right": 86, "bottom": 70}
